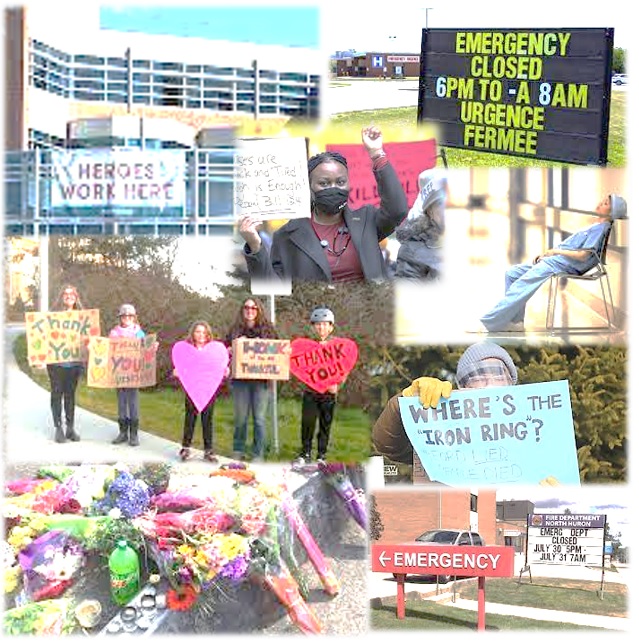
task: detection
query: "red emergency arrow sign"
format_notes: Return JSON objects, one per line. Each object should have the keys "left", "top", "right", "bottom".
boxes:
{"left": 371, "top": 544, "right": 514, "bottom": 577}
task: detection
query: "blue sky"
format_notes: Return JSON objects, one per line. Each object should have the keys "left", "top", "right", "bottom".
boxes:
{"left": 100, "top": 5, "right": 319, "bottom": 48}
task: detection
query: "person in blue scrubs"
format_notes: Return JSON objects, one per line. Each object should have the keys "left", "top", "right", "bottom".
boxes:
{"left": 479, "top": 194, "right": 627, "bottom": 332}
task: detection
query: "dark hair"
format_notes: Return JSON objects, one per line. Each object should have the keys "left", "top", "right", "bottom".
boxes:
{"left": 227, "top": 297, "right": 277, "bottom": 339}
{"left": 395, "top": 201, "right": 445, "bottom": 246}
{"left": 53, "top": 284, "right": 83, "bottom": 310}
{"left": 186, "top": 320, "right": 213, "bottom": 345}
{"left": 307, "top": 151, "right": 348, "bottom": 175}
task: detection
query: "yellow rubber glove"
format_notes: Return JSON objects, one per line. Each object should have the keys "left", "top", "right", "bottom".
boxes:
{"left": 401, "top": 377, "right": 453, "bottom": 408}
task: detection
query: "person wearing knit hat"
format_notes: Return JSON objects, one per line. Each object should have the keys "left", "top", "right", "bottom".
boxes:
{"left": 239, "top": 125, "right": 408, "bottom": 283}
{"left": 477, "top": 193, "right": 627, "bottom": 332}
{"left": 371, "top": 342, "right": 518, "bottom": 472}
{"left": 392, "top": 169, "right": 448, "bottom": 280}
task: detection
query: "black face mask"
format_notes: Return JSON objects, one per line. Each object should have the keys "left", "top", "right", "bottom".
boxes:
{"left": 312, "top": 187, "right": 349, "bottom": 216}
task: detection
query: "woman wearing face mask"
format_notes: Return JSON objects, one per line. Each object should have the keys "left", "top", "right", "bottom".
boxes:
{"left": 239, "top": 126, "right": 408, "bottom": 283}
{"left": 371, "top": 342, "right": 518, "bottom": 473}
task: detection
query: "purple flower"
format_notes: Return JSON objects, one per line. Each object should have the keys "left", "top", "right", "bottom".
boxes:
{"left": 219, "top": 554, "right": 250, "bottom": 582}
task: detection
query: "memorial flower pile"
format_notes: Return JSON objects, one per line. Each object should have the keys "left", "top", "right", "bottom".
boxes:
{"left": 2, "top": 460, "right": 361, "bottom": 636}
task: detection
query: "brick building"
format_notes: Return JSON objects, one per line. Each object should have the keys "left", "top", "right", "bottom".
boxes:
{"left": 373, "top": 488, "right": 498, "bottom": 545}
{"left": 334, "top": 52, "right": 420, "bottom": 78}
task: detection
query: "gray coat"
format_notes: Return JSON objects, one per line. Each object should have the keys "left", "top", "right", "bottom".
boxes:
{"left": 243, "top": 162, "right": 408, "bottom": 282}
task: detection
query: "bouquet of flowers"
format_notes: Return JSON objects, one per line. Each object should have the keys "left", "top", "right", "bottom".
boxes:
{"left": 317, "top": 462, "right": 367, "bottom": 530}
{"left": 91, "top": 469, "right": 151, "bottom": 519}
{"left": 17, "top": 530, "right": 85, "bottom": 601}
{"left": 3, "top": 599, "right": 75, "bottom": 635}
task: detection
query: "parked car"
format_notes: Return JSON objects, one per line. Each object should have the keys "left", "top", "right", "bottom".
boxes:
{"left": 414, "top": 529, "right": 486, "bottom": 583}
{"left": 612, "top": 74, "right": 627, "bottom": 85}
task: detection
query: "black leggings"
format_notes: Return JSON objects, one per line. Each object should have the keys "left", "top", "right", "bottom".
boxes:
{"left": 301, "top": 390, "right": 336, "bottom": 457}
{"left": 47, "top": 363, "right": 84, "bottom": 427}
{"left": 182, "top": 394, "right": 215, "bottom": 451}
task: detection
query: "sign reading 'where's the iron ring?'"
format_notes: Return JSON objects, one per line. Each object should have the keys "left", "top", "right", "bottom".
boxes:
{"left": 417, "top": 28, "right": 615, "bottom": 165}
{"left": 527, "top": 513, "right": 605, "bottom": 566}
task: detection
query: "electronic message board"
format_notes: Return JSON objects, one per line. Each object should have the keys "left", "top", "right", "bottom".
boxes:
{"left": 417, "top": 28, "right": 615, "bottom": 165}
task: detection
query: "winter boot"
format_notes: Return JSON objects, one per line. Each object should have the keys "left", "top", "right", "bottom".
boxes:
{"left": 65, "top": 420, "right": 80, "bottom": 442}
{"left": 54, "top": 419, "right": 66, "bottom": 444}
{"left": 128, "top": 419, "right": 140, "bottom": 447}
{"left": 112, "top": 418, "right": 129, "bottom": 445}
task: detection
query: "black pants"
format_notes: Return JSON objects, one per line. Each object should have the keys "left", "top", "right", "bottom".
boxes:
{"left": 47, "top": 364, "right": 84, "bottom": 428}
{"left": 182, "top": 394, "right": 215, "bottom": 451}
{"left": 300, "top": 390, "right": 336, "bottom": 458}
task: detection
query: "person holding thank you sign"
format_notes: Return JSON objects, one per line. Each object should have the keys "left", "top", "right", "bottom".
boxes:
{"left": 239, "top": 126, "right": 408, "bottom": 283}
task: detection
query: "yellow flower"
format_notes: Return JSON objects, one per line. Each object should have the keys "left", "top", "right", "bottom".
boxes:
{"left": 4, "top": 566, "right": 22, "bottom": 594}
{"left": 177, "top": 544, "right": 194, "bottom": 557}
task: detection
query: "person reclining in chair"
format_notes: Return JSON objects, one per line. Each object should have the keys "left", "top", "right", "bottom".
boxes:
{"left": 477, "top": 193, "right": 627, "bottom": 332}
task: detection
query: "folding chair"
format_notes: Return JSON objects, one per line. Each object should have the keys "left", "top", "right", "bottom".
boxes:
{"left": 545, "top": 222, "right": 616, "bottom": 331}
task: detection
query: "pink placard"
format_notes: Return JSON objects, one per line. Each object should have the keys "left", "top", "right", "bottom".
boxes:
{"left": 289, "top": 337, "right": 358, "bottom": 393}
{"left": 171, "top": 340, "right": 229, "bottom": 412}
{"left": 325, "top": 139, "right": 437, "bottom": 210}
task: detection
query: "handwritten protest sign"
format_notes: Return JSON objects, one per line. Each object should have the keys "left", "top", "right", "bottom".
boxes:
{"left": 290, "top": 337, "right": 358, "bottom": 393}
{"left": 87, "top": 334, "right": 157, "bottom": 388}
{"left": 399, "top": 380, "right": 580, "bottom": 486}
{"left": 325, "top": 139, "right": 437, "bottom": 210}
{"left": 25, "top": 309, "right": 101, "bottom": 366}
{"left": 172, "top": 340, "right": 229, "bottom": 413}
{"left": 234, "top": 137, "right": 310, "bottom": 220}
{"left": 231, "top": 338, "right": 290, "bottom": 380}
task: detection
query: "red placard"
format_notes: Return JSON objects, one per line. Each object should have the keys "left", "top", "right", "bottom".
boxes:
{"left": 371, "top": 543, "right": 515, "bottom": 577}
{"left": 289, "top": 337, "right": 358, "bottom": 393}
{"left": 325, "top": 139, "right": 437, "bottom": 210}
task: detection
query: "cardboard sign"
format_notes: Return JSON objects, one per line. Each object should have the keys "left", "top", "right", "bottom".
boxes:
{"left": 25, "top": 309, "right": 101, "bottom": 366}
{"left": 417, "top": 28, "right": 614, "bottom": 164}
{"left": 87, "top": 334, "right": 157, "bottom": 389}
{"left": 289, "top": 337, "right": 358, "bottom": 393}
{"left": 171, "top": 340, "right": 229, "bottom": 413}
{"left": 231, "top": 338, "right": 290, "bottom": 380}
{"left": 234, "top": 137, "right": 310, "bottom": 220}
{"left": 371, "top": 543, "right": 515, "bottom": 577}
{"left": 325, "top": 139, "right": 437, "bottom": 210}
{"left": 527, "top": 513, "right": 605, "bottom": 566}
{"left": 399, "top": 380, "right": 580, "bottom": 486}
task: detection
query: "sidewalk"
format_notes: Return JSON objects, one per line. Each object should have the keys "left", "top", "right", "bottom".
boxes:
{"left": 3, "top": 324, "right": 227, "bottom": 468}
{"left": 369, "top": 570, "right": 629, "bottom": 631}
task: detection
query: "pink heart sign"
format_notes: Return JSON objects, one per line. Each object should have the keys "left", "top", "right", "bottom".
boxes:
{"left": 172, "top": 340, "right": 229, "bottom": 412}
{"left": 290, "top": 337, "right": 359, "bottom": 393}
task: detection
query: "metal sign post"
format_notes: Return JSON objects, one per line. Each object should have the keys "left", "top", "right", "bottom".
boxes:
{"left": 371, "top": 543, "right": 515, "bottom": 631}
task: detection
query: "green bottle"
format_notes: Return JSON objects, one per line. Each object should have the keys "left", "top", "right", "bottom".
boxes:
{"left": 109, "top": 540, "right": 140, "bottom": 605}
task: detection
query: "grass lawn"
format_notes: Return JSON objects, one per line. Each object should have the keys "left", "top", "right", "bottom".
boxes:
{"left": 370, "top": 600, "right": 606, "bottom": 631}
{"left": 371, "top": 575, "right": 625, "bottom": 630}
{"left": 331, "top": 92, "right": 626, "bottom": 168}
{"left": 12, "top": 334, "right": 372, "bottom": 463}
{"left": 458, "top": 576, "right": 627, "bottom": 617}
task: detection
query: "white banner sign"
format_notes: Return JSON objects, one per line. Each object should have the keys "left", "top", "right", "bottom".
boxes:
{"left": 527, "top": 513, "right": 605, "bottom": 566}
{"left": 51, "top": 149, "right": 186, "bottom": 208}
{"left": 234, "top": 137, "right": 310, "bottom": 220}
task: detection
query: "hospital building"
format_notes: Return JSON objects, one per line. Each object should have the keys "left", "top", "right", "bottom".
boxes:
{"left": 4, "top": 6, "right": 322, "bottom": 235}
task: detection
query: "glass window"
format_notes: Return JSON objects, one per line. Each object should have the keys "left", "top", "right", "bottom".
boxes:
{"left": 74, "top": 90, "right": 102, "bottom": 101}
{"left": 259, "top": 69, "right": 278, "bottom": 80}
{"left": 107, "top": 70, "right": 128, "bottom": 81}
{"left": 470, "top": 494, "right": 478, "bottom": 512}
{"left": 186, "top": 64, "right": 201, "bottom": 73}
{"left": 75, "top": 68, "right": 105, "bottom": 79}
{"left": 133, "top": 59, "right": 151, "bottom": 69}
{"left": 74, "top": 54, "right": 104, "bottom": 65}
{"left": 280, "top": 72, "right": 309, "bottom": 82}
{"left": 133, "top": 73, "right": 150, "bottom": 82}
{"left": 153, "top": 61, "right": 183, "bottom": 72}
{"left": 75, "top": 79, "right": 104, "bottom": 90}
{"left": 237, "top": 68, "right": 255, "bottom": 79}
{"left": 107, "top": 82, "right": 127, "bottom": 92}
{"left": 107, "top": 93, "right": 127, "bottom": 103}
{"left": 107, "top": 57, "right": 127, "bottom": 68}
{"left": 187, "top": 77, "right": 201, "bottom": 86}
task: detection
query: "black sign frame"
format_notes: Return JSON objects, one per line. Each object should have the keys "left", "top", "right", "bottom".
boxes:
{"left": 417, "top": 28, "right": 615, "bottom": 165}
